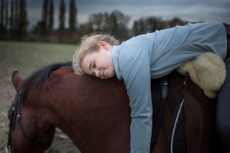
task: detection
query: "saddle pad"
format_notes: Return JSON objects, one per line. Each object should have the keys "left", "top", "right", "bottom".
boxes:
{"left": 177, "top": 52, "right": 226, "bottom": 98}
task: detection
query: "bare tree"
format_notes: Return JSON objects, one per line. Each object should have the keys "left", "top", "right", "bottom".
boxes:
{"left": 69, "top": 0, "right": 77, "bottom": 32}
{"left": 132, "top": 17, "right": 165, "bottom": 36}
{"left": 10, "top": 0, "right": 14, "bottom": 37}
{"left": 0, "top": 0, "right": 5, "bottom": 36}
{"left": 5, "top": 0, "right": 8, "bottom": 34}
{"left": 42, "top": 0, "right": 48, "bottom": 37}
{"left": 48, "top": 0, "right": 53, "bottom": 36}
{"left": 89, "top": 12, "right": 105, "bottom": 31}
{"left": 88, "top": 10, "right": 130, "bottom": 40}
{"left": 18, "top": 0, "right": 28, "bottom": 40}
{"left": 59, "top": 0, "right": 65, "bottom": 42}
{"left": 59, "top": 0, "right": 65, "bottom": 31}
{"left": 15, "top": 0, "right": 18, "bottom": 37}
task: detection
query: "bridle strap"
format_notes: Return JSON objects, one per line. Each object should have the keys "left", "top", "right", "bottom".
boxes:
{"left": 7, "top": 90, "right": 22, "bottom": 150}
{"left": 17, "top": 115, "right": 48, "bottom": 145}
{"left": 150, "top": 76, "right": 168, "bottom": 153}
{"left": 7, "top": 89, "right": 48, "bottom": 151}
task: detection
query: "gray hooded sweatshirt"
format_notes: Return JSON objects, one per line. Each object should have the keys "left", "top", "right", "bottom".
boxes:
{"left": 112, "top": 22, "right": 227, "bottom": 153}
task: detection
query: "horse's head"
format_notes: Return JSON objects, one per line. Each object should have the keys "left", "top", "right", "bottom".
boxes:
{"left": 7, "top": 71, "right": 55, "bottom": 153}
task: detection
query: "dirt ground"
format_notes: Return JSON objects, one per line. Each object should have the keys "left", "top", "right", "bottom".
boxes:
{"left": 0, "top": 41, "right": 81, "bottom": 153}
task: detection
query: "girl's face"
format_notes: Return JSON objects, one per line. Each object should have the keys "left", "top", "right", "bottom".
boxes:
{"left": 81, "top": 41, "right": 115, "bottom": 79}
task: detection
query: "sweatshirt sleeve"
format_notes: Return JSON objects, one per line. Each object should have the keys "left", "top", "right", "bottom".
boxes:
{"left": 119, "top": 46, "right": 152, "bottom": 153}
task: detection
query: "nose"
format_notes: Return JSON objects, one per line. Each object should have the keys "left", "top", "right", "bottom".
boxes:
{"left": 95, "top": 70, "right": 100, "bottom": 77}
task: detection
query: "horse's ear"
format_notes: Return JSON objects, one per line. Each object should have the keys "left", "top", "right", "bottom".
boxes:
{"left": 12, "top": 71, "right": 25, "bottom": 91}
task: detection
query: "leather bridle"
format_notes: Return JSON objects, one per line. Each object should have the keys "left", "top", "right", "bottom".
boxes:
{"left": 7, "top": 89, "right": 48, "bottom": 152}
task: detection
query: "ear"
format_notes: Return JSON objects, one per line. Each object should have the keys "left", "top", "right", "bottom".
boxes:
{"left": 99, "top": 41, "right": 109, "bottom": 51}
{"left": 12, "top": 71, "right": 25, "bottom": 91}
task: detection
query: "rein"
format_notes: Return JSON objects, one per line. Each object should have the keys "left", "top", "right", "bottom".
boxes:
{"left": 7, "top": 89, "right": 48, "bottom": 152}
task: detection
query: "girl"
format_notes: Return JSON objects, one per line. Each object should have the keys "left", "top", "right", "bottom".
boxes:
{"left": 73, "top": 22, "right": 230, "bottom": 153}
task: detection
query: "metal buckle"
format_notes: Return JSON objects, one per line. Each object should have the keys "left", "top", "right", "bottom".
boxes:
{"left": 17, "top": 115, "right": 21, "bottom": 121}
{"left": 7, "top": 146, "right": 11, "bottom": 153}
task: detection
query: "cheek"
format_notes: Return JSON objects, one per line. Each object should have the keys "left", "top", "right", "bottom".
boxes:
{"left": 106, "top": 62, "right": 114, "bottom": 70}
{"left": 98, "top": 59, "right": 111, "bottom": 68}
{"left": 106, "top": 57, "right": 114, "bottom": 67}
{"left": 97, "top": 53, "right": 113, "bottom": 68}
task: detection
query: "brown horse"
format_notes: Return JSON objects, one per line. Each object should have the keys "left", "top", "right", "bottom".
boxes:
{"left": 7, "top": 62, "right": 224, "bottom": 153}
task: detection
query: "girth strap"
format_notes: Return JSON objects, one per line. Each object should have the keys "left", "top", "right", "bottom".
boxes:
{"left": 150, "top": 76, "right": 168, "bottom": 153}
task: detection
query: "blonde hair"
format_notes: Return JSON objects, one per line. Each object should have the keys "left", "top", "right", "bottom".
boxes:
{"left": 72, "top": 34, "right": 119, "bottom": 75}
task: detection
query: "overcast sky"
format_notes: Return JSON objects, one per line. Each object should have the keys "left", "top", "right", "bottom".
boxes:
{"left": 26, "top": 0, "right": 230, "bottom": 30}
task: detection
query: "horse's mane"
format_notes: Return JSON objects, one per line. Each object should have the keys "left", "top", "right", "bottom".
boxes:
{"left": 18, "top": 61, "right": 72, "bottom": 105}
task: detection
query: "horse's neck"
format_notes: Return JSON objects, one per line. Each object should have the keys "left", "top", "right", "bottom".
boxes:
{"left": 35, "top": 68, "right": 90, "bottom": 151}
{"left": 41, "top": 68, "right": 131, "bottom": 152}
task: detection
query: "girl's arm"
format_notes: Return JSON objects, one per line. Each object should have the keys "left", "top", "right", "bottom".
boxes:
{"left": 119, "top": 46, "right": 152, "bottom": 152}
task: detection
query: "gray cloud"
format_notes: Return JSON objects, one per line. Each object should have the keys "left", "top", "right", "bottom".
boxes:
{"left": 26, "top": 0, "right": 230, "bottom": 30}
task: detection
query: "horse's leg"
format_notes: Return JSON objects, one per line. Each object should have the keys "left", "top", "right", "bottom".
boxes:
{"left": 216, "top": 57, "right": 230, "bottom": 152}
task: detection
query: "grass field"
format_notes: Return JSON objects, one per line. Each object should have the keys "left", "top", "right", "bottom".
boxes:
{"left": 0, "top": 41, "right": 78, "bottom": 82}
{"left": 0, "top": 41, "right": 81, "bottom": 153}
